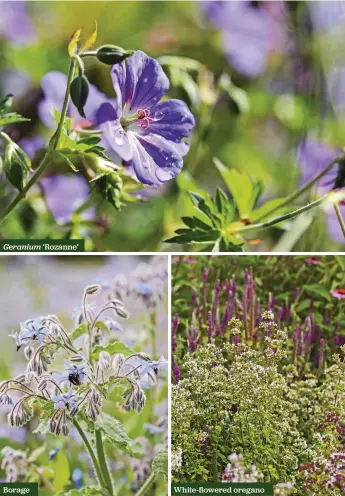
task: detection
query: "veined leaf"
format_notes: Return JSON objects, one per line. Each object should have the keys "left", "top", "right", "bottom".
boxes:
{"left": 71, "top": 323, "right": 88, "bottom": 340}
{"left": 95, "top": 413, "right": 140, "bottom": 456}
{"left": 152, "top": 449, "right": 168, "bottom": 480}
{"left": 92, "top": 338, "right": 132, "bottom": 360}
{"left": 214, "top": 158, "right": 258, "bottom": 218}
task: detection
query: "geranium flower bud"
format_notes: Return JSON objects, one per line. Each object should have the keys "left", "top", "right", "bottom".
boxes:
{"left": 70, "top": 75, "right": 89, "bottom": 118}
{"left": 3, "top": 137, "right": 31, "bottom": 192}
{"left": 96, "top": 45, "right": 133, "bottom": 65}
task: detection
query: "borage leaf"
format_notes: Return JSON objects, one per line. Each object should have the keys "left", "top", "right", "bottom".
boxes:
{"left": 152, "top": 449, "right": 168, "bottom": 480}
{"left": 92, "top": 338, "right": 132, "bottom": 360}
{"left": 94, "top": 413, "right": 140, "bottom": 456}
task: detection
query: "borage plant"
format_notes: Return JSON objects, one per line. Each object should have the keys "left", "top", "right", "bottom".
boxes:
{"left": 0, "top": 278, "right": 168, "bottom": 496}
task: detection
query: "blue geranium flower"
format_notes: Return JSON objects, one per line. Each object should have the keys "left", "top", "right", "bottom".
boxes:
{"left": 38, "top": 71, "right": 112, "bottom": 129}
{"left": 52, "top": 390, "right": 79, "bottom": 414}
{"left": 0, "top": 1, "right": 36, "bottom": 45}
{"left": 297, "top": 139, "right": 345, "bottom": 243}
{"left": 96, "top": 50, "right": 195, "bottom": 186}
{"left": 201, "top": 1, "right": 272, "bottom": 77}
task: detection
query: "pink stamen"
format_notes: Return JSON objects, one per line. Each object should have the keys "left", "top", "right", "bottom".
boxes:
{"left": 137, "top": 108, "right": 153, "bottom": 129}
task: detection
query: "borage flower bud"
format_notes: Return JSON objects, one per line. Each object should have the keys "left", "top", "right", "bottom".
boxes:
{"left": 85, "top": 284, "right": 101, "bottom": 296}
{"left": 49, "top": 409, "right": 70, "bottom": 436}
{"left": 86, "top": 387, "right": 102, "bottom": 421}
{"left": 0, "top": 392, "right": 13, "bottom": 405}
{"left": 96, "top": 45, "right": 133, "bottom": 65}
{"left": 114, "top": 305, "right": 129, "bottom": 319}
{"left": 70, "top": 75, "right": 89, "bottom": 118}
{"left": 124, "top": 385, "right": 146, "bottom": 412}
{"left": 24, "top": 346, "right": 34, "bottom": 361}
{"left": 112, "top": 353, "right": 125, "bottom": 376}
{"left": 69, "top": 353, "right": 85, "bottom": 364}
{"left": 99, "top": 351, "right": 111, "bottom": 371}
{"left": 8, "top": 398, "right": 33, "bottom": 427}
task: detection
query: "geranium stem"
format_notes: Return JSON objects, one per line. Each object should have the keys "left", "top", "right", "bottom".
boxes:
{"left": 228, "top": 196, "right": 325, "bottom": 235}
{"left": 135, "top": 472, "right": 155, "bottom": 496}
{"left": 95, "top": 429, "right": 114, "bottom": 496}
{"left": 254, "top": 155, "right": 343, "bottom": 222}
{"left": 0, "top": 151, "right": 53, "bottom": 225}
{"left": 73, "top": 419, "right": 106, "bottom": 490}
{"left": 334, "top": 203, "right": 345, "bottom": 239}
{"left": 0, "top": 57, "right": 76, "bottom": 226}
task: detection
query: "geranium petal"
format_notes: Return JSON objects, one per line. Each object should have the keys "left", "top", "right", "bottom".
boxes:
{"left": 146, "top": 99, "right": 195, "bottom": 143}
{"left": 41, "top": 174, "right": 93, "bottom": 224}
{"left": 97, "top": 104, "right": 132, "bottom": 161}
{"left": 297, "top": 140, "right": 339, "bottom": 195}
{"left": 327, "top": 206, "right": 345, "bottom": 244}
{"left": 128, "top": 132, "right": 183, "bottom": 186}
{"left": 111, "top": 50, "right": 169, "bottom": 114}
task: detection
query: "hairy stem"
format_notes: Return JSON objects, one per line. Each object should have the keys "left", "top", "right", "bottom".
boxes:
{"left": 334, "top": 203, "right": 345, "bottom": 239}
{"left": 0, "top": 152, "right": 53, "bottom": 226}
{"left": 95, "top": 429, "right": 114, "bottom": 496}
{"left": 228, "top": 196, "right": 325, "bottom": 235}
{"left": 254, "top": 155, "right": 343, "bottom": 223}
{"left": 135, "top": 472, "right": 155, "bottom": 496}
{"left": 51, "top": 58, "right": 77, "bottom": 150}
{"left": 0, "top": 58, "right": 76, "bottom": 226}
{"left": 73, "top": 419, "right": 106, "bottom": 490}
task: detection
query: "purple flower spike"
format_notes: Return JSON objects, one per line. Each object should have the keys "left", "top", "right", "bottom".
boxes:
{"left": 173, "top": 359, "right": 180, "bottom": 384}
{"left": 96, "top": 51, "right": 195, "bottom": 186}
{"left": 297, "top": 139, "right": 345, "bottom": 243}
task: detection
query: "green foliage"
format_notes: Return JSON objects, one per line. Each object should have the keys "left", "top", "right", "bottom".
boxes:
{"left": 94, "top": 413, "right": 139, "bottom": 456}
{"left": 152, "top": 449, "right": 168, "bottom": 480}
{"left": 172, "top": 255, "right": 345, "bottom": 494}
{"left": 91, "top": 338, "right": 132, "bottom": 359}
{"left": 49, "top": 450, "right": 70, "bottom": 493}
{"left": 166, "top": 189, "right": 243, "bottom": 251}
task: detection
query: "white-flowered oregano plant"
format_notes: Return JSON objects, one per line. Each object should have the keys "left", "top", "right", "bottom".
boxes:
{"left": 0, "top": 278, "right": 167, "bottom": 496}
